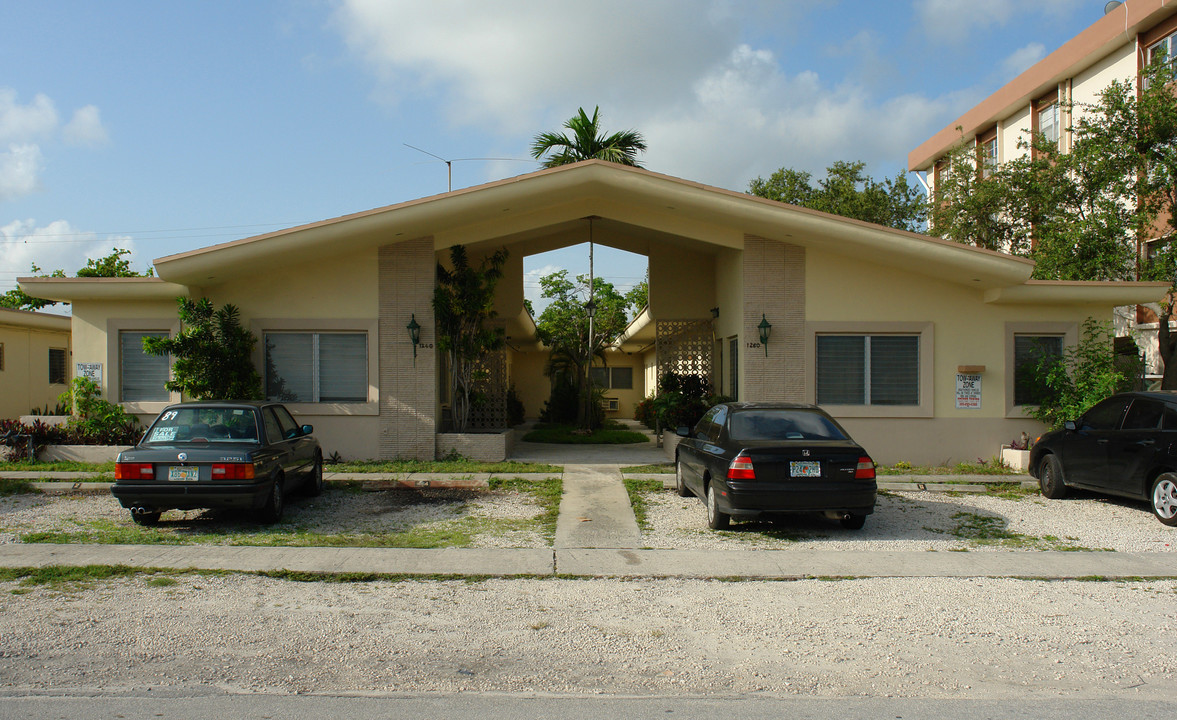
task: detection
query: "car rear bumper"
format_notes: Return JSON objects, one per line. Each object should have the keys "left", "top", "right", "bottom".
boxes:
{"left": 721, "top": 480, "right": 877, "bottom": 517}
{"left": 111, "top": 479, "right": 273, "bottom": 512}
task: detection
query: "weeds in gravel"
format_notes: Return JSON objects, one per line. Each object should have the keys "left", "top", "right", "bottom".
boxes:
{"left": 0, "top": 478, "right": 38, "bottom": 495}
{"left": 931, "top": 511, "right": 1102, "bottom": 551}
{"left": 0, "top": 460, "right": 116, "bottom": 473}
{"left": 985, "top": 483, "right": 1039, "bottom": 500}
{"left": 13, "top": 478, "right": 565, "bottom": 549}
{"left": 0, "top": 564, "right": 177, "bottom": 592}
{"left": 877, "top": 461, "right": 1019, "bottom": 476}
{"left": 624, "top": 479, "right": 663, "bottom": 530}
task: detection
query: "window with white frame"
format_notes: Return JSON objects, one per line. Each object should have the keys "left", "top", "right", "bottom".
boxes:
{"left": 264, "top": 332, "right": 367, "bottom": 403}
{"left": 816, "top": 335, "right": 919, "bottom": 406}
{"left": 1013, "top": 334, "right": 1064, "bottom": 406}
{"left": 978, "top": 130, "right": 998, "bottom": 179}
{"left": 1148, "top": 31, "right": 1177, "bottom": 76}
{"left": 589, "top": 366, "right": 633, "bottom": 390}
{"left": 120, "top": 331, "right": 169, "bottom": 401}
{"left": 1037, "top": 100, "right": 1059, "bottom": 145}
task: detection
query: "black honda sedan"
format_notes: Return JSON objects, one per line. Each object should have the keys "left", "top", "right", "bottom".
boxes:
{"left": 1029, "top": 391, "right": 1177, "bottom": 526}
{"left": 112, "top": 401, "right": 322, "bottom": 526}
{"left": 675, "top": 402, "right": 877, "bottom": 530}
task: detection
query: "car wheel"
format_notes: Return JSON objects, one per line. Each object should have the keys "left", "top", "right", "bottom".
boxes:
{"left": 706, "top": 483, "right": 730, "bottom": 530}
{"left": 306, "top": 453, "right": 324, "bottom": 496}
{"left": 1039, "top": 454, "right": 1068, "bottom": 499}
{"left": 260, "top": 477, "right": 285, "bottom": 524}
{"left": 675, "top": 456, "right": 691, "bottom": 498}
{"left": 130, "top": 510, "right": 161, "bottom": 526}
{"left": 1151, "top": 473, "right": 1177, "bottom": 527}
{"left": 840, "top": 513, "right": 866, "bottom": 530}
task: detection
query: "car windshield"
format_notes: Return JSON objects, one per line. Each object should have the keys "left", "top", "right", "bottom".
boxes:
{"left": 144, "top": 407, "right": 260, "bottom": 444}
{"left": 728, "top": 410, "right": 847, "bottom": 443}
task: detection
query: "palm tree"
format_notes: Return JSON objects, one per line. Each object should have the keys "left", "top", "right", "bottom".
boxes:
{"left": 531, "top": 106, "right": 647, "bottom": 168}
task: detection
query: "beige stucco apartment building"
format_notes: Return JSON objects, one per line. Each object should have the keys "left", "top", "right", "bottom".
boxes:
{"left": 908, "top": 0, "right": 1177, "bottom": 374}
{"left": 0, "top": 308, "right": 72, "bottom": 420}
{"left": 21, "top": 161, "right": 1167, "bottom": 464}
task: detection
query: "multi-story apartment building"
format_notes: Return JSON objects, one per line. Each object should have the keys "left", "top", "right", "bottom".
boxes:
{"left": 908, "top": 0, "right": 1177, "bottom": 378}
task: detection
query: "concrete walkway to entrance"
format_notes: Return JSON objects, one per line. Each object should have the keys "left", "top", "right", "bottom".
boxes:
{"left": 554, "top": 465, "right": 641, "bottom": 549}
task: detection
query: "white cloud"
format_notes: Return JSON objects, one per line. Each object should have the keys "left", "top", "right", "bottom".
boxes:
{"left": 0, "top": 89, "right": 108, "bottom": 201}
{"left": 333, "top": 1, "right": 976, "bottom": 191}
{"left": 0, "top": 144, "right": 43, "bottom": 201}
{"left": 0, "top": 90, "right": 58, "bottom": 143}
{"left": 1002, "top": 42, "right": 1047, "bottom": 78}
{"left": 523, "top": 262, "right": 564, "bottom": 315}
{"left": 916, "top": 0, "right": 1086, "bottom": 44}
{"left": 0, "top": 218, "right": 138, "bottom": 295}
{"left": 63, "top": 105, "right": 109, "bottom": 147}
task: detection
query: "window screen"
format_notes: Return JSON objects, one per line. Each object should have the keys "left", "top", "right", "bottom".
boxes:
{"left": 817, "top": 335, "right": 918, "bottom": 406}
{"left": 120, "top": 332, "right": 169, "bottom": 402}
{"left": 48, "top": 348, "right": 67, "bottom": 385}
{"left": 265, "top": 332, "right": 366, "bottom": 403}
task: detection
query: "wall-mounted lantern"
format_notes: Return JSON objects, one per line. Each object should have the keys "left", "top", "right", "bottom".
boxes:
{"left": 757, "top": 314, "right": 772, "bottom": 356}
{"left": 407, "top": 314, "right": 421, "bottom": 362}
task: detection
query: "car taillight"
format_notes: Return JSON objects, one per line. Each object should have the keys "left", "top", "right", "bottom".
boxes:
{"left": 211, "top": 463, "right": 255, "bottom": 480}
{"left": 115, "top": 463, "right": 154, "bottom": 480}
{"left": 855, "top": 456, "right": 876, "bottom": 480}
{"left": 728, "top": 453, "right": 756, "bottom": 480}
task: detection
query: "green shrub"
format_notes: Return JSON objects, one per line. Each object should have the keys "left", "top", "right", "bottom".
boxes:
{"left": 1028, "top": 318, "right": 1140, "bottom": 428}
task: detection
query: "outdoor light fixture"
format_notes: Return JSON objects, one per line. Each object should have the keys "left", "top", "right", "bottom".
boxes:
{"left": 407, "top": 314, "right": 421, "bottom": 361}
{"left": 710, "top": 307, "right": 720, "bottom": 319}
{"left": 757, "top": 314, "right": 772, "bottom": 356}
{"left": 584, "top": 298, "right": 597, "bottom": 319}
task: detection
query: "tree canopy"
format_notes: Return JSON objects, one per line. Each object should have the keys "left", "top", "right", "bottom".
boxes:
{"left": 748, "top": 160, "right": 928, "bottom": 233}
{"left": 143, "top": 298, "right": 263, "bottom": 400}
{"left": 535, "top": 270, "right": 629, "bottom": 427}
{"left": 0, "top": 248, "right": 153, "bottom": 311}
{"left": 531, "top": 106, "right": 647, "bottom": 168}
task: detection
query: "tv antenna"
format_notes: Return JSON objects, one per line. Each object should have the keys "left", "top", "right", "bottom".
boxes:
{"left": 403, "top": 144, "right": 533, "bottom": 192}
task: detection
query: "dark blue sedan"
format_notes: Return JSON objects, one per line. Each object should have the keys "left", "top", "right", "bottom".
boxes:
{"left": 112, "top": 401, "right": 322, "bottom": 526}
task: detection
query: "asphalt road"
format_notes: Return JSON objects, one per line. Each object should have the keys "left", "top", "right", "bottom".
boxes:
{"left": 1, "top": 692, "right": 1173, "bottom": 720}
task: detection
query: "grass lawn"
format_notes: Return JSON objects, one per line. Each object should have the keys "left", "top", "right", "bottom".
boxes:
{"left": 876, "top": 461, "right": 1020, "bottom": 476}
{"left": 522, "top": 423, "right": 649, "bottom": 444}
{"left": 1, "top": 459, "right": 560, "bottom": 475}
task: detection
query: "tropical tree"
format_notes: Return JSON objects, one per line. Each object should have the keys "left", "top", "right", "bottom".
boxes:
{"left": 624, "top": 271, "right": 649, "bottom": 318}
{"left": 535, "top": 270, "right": 629, "bottom": 428}
{"left": 1, "top": 247, "right": 153, "bottom": 311}
{"left": 748, "top": 160, "right": 928, "bottom": 233}
{"left": 531, "top": 106, "right": 647, "bottom": 168}
{"left": 933, "top": 60, "right": 1177, "bottom": 387}
{"left": 434, "top": 245, "right": 509, "bottom": 432}
{"left": 143, "top": 297, "right": 263, "bottom": 400}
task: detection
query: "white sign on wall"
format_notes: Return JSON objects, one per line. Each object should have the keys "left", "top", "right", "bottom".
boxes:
{"left": 955, "top": 373, "right": 981, "bottom": 409}
{"left": 76, "top": 363, "right": 102, "bottom": 383}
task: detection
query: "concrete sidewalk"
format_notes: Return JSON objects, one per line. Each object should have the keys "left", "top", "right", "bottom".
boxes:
{"left": 3, "top": 543, "right": 1175, "bottom": 579}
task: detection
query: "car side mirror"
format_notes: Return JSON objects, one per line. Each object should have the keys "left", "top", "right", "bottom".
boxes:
{"left": 676, "top": 426, "right": 690, "bottom": 438}
{"left": 1064, "top": 420, "right": 1076, "bottom": 431}
{"left": 301, "top": 424, "right": 314, "bottom": 436}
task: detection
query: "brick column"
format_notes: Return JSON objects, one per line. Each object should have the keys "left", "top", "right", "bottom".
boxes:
{"left": 378, "top": 238, "right": 437, "bottom": 459}
{"left": 742, "top": 235, "right": 805, "bottom": 402}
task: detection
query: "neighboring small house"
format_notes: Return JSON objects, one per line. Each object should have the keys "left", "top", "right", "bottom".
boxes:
{"left": 908, "top": 0, "right": 1177, "bottom": 374}
{"left": 20, "top": 161, "right": 1168, "bottom": 464}
{"left": 0, "top": 307, "right": 72, "bottom": 420}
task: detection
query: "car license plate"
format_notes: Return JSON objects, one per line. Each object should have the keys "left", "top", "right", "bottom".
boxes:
{"left": 168, "top": 466, "right": 198, "bottom": 482}
{"left": 789, "top": 461, "right": 821, "bottom": 478}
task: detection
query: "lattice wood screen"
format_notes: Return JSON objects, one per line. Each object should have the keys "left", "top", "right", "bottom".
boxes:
{"left": 655, "top": 320, "right": 713, "bottom": 389}
{"left": 468, "top": 348, "right": 507, "bottom": 429}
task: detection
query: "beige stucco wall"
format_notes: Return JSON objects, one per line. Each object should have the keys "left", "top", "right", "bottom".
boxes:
{"left": 1071, "top": 42, "right": 1135, "bottom": 111}
{"left": 649, "top": 242, "right": 716, "bottom": 319}
{"left": 510, "top": 349, "right": 550, "bottom": 421}
{"left": 1000, "top": 105, "right": 1032, "bottom": 164}
{"left": 0, "top": 322, "right": 71, "bottom": 419}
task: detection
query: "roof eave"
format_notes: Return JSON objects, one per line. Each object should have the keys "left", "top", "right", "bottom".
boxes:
{"left": 18, "top": 277, "right": 191, "bottom": 303}
{"left": 983, "top": 280, "right": 1170, "bottom": 305}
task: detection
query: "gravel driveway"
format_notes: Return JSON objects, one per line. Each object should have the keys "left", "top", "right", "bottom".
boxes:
{"left": 2, "top": 483, "right": 1175, "bottom": 699}
{"left": 1, "top": 484, "right": 1174, "bottom": 552}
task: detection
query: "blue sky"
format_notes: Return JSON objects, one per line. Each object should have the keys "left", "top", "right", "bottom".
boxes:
{"left": 2, "top": 0, "right": 1102, "bottom": 314}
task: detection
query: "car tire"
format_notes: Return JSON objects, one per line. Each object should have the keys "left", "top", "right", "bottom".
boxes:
{"left": 306, "top": 454, "right": 324, "bottom": 496}
{"left": 675, "top": 456, "right": 691, "bottom": 498}
{"left": 1038, "top": 454, "right": 1068, "bottom": 499}
{"left": 840, "top": 513, "right": 866, "bottom": 530}
{"left": 260, "top": 477, "right": 285, "bottom": 524}
{"left": 1151, "top": 473, "right": 1177, "bottom": 527}
{"left": 706, "top": 483, "right": 730, "bottom": 530}
{"left": 130, "top": 510, "right": 161, "bottom": 526}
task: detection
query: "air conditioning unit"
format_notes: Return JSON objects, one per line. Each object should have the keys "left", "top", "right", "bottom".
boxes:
{"left": 606, "top": 398, "right": 620, "bottom": 411}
